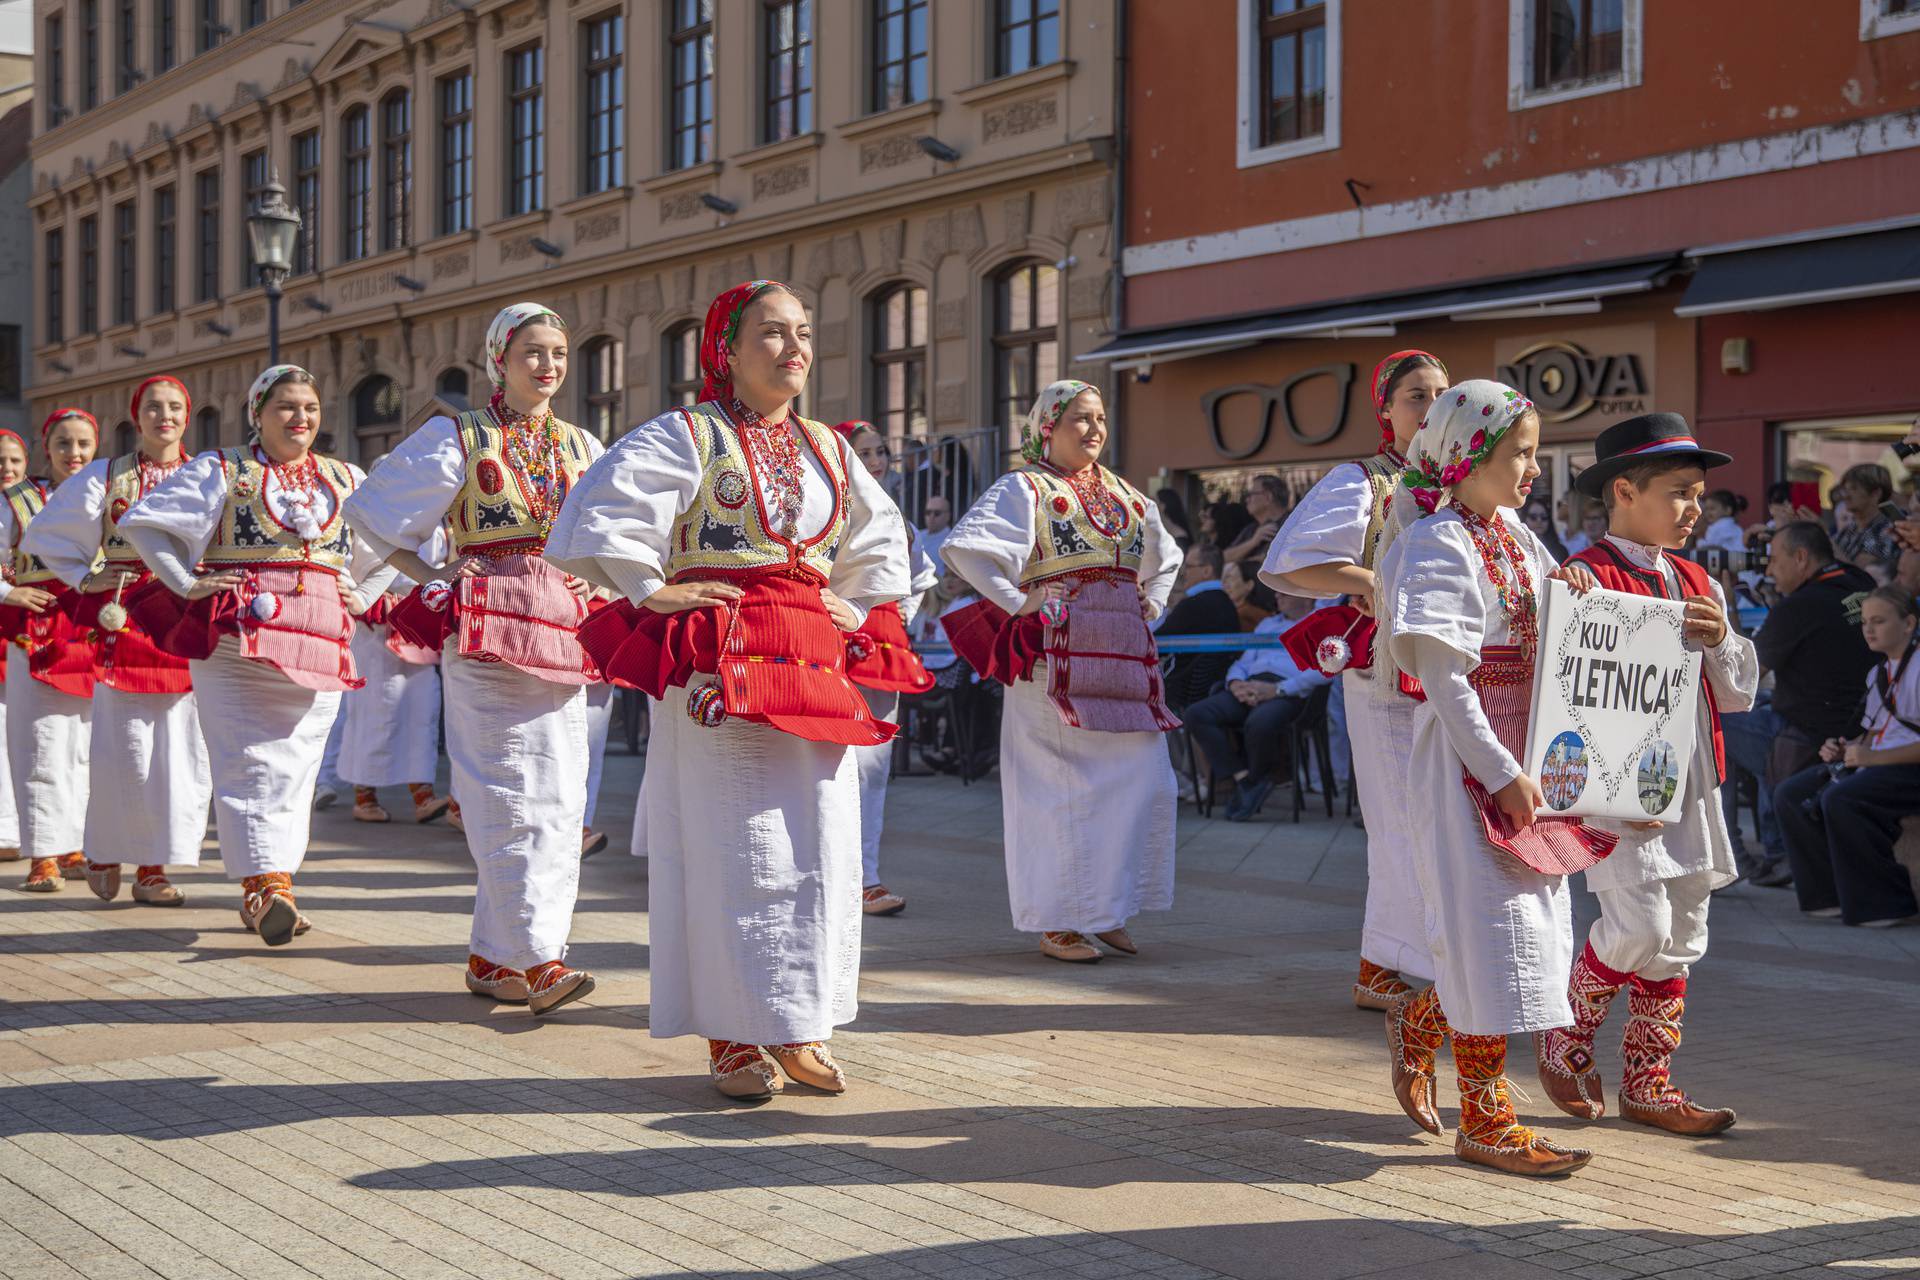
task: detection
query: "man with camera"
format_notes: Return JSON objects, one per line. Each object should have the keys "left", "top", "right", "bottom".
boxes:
{"left": 1718, "top": 522, "right": 1877, "bottom": 886}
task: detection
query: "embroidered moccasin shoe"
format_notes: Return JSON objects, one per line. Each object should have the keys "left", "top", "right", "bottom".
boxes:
{"left": 353, "top": 800, "right": 392, "bottom": 823}
{"left": 1534, "top": 1030, "right": 1606, "bottom": 1121}
{"left": 57, "top": 852, "right": 88, "bottom": 879}
{"left": 1620, "top": 1092, "right": 1736, "bottom": 1136}
{"left": 20, "top": 859, "right": 63, "bottom": 893}
{"left": 526, "top": 961, "right": 595, "bottom": 1015}
{"left": 1095, "top": 928, "right": 1138, "bottom": 956}
{"left": 130, "top": 867, "right": 185, "bottom": 906}
{"left": 861, "top": 884, "right": 906, "bottom": 916}
{"left": 770, "top": 1042, "right": 847, "bottom": 1093}
{"left": 1040, "top": 931, "right": 1102, "bottom": 963}
{"left": 1354, "top": 960, "right": 1413, "bottom": 1011}
{"left": 1455, "top": 1130, "right": 1593, "bottom": 1178}
{"left": 1386, "top": 997, "right": 1445, "bottom": 1136}
{"left": 240, "top": 874, "right": 301, "bottom": 946}
{"left": 710, "top": 1041, "right": 780, "bottom": 1102}
{"left": 465, "top": 955, "right": 530, "bottom": 1003}
{"left": 413, "top": 795, "right": 452, "bottom": 824}
{"left": 84, "top": 860, "right": 122, "bottom": 902}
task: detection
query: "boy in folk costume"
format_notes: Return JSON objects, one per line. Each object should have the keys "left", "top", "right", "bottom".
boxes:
{"left": 548, "top": 281, "right": 907, "bottom": 1099}
{"left": 1535, "top": 414, "right": 1756, "bottom": 1136}
{"left": 1377, "top": 380, "right": 1614, "bottom": 1177}
{"left": 1262, "top": 350, "right": 1450, "bottom": 1010}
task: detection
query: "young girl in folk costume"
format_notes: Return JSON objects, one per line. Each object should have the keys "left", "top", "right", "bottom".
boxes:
{"left": 337, "top": 518, "right": 452, "bottom": 827}
{"left": 1261, "top": 350, "right": 1449, "bottom": 1011}
{"left": 941, "top": 380, "right": 1182, "bottom": 965}
{"left": 22, "top": 377, "right": 212, "bottom": 905}
{"left": 0, "top": 429, "right": 33, "bottom": 863}
{"left": 840, "top": 420, "right": 938, "bottom": 917}
{"left": 1537, "top": 414, "right": 1756, "bottom": 1137}
{"left": 343, "top": 302, "right": 604, "bottom": 1016}
{"left": 119, "top": 365, "right": 386, "bottom": 946}
{"left": 1376, "top": 379, "right": 1613, "bottom": 1178}
{"left": 547, "top": 280, "right": 908, "bottom": 1100}
{"left": 1, "top": 410, "right": 101, "bottom": 891}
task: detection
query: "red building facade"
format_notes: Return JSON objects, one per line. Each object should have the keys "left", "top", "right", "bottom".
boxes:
{"left": 1096, "top": 0, "right": 1920, "bottom": 518}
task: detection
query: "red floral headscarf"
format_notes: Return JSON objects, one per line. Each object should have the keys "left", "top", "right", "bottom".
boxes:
{"left": 833, "top": 419, "right": 877, "bottom": 440}
{"left": 1370, "top": 349, "right": 1448, "bottom": 454}
{"left": 40, "top": 407, "right": 99, "bottom": 447}
{"left": 130, "top": 374, "right": 193, "bottom": 425}
{"left": 699, "top": 280, "right": 795, "bottom": 403}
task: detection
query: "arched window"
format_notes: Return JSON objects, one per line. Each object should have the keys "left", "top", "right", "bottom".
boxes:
{"left": 579, "top": 337, "right": 624, "bottom": 441}
{"left": 436, "top": 366, "right": 470, "bottom": 409}
{"left": 665, "top": 322, "right": 701, "bottom": 407}
{"left": 380, "top": 90, "right": 412, "bottom": 252}
{"left": 113, "top": 420, "right": 136, "bottom": 457}
{"left": 869, "top": 283, "right": 928, "bottom": 442}
{"left": 352, "top": 374, "right": 403, "bottom": 461}
{"left": 342, "top": 105, "right": 372, "bottom": 261}
{"left": 992, "top": 261, "right": 1059, "bottom": 446}
{"left": 195, "top": 405, "right": 220, "bottom": 453}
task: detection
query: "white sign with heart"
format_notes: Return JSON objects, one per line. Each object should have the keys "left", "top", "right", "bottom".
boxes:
{"left": 1522, "top": 579, "right": 1704, "bottom": 822}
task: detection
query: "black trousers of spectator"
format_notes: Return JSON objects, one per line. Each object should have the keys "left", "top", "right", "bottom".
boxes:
{"left": 1774, "top": 763, "right": 1920, "bottom": 924}
{"left": 1183, "top": 688, "right": 1308, "bottom": 783}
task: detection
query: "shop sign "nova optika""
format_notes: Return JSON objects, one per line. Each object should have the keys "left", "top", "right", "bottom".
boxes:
{"left": 1496, "top": 339, "right": 1650, "bottom": 424}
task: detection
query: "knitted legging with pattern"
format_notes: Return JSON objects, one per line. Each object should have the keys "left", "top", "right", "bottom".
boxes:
{"left": 1621, "top": 976, "right": 1689, "bottom": 1106}
{"left": 1539, "top": 942, "right": 1630, "bottom": 1078}
{"left": 1395, "top": 986, "right": 1449, "bottom": 1076}
{"left": 1454, "top": 1032, "right": 1536, "bottom": 1150}
{"left": 1359, "top": 958, "right": 1413, "bottom": 1001}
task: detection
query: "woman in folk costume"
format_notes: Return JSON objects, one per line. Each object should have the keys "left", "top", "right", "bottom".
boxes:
{"left": 343, "top": 302, "right": 603, "bottom": 1016}
{"left": 338, "top": 524, "right": 452, "bottom": 827}
{"left": 118, "top": 365, "right": 386, "bottom": 945}
{"left": 1375, "top": 379, "right": 1614, "bottom": 1177}
{"left": 21, "top": 377, "right": 212, "bottom": 905}
{"left": 840, "top": 420, "right": 938, "bottom": 917}
{"left": 1262, "top": 352, "right": 1448, "bottom": 1011}
{"left": 546, "top": 280, "right": 908, "bottom": 1101}
{"left": 940, "top": 380, "right": 1182, "bottom": 964}
{"left": 1, "top": 410, "right": 101, "bottom": 891}
{"left": 0, "top": 429, "right": 33, "bottom": 864}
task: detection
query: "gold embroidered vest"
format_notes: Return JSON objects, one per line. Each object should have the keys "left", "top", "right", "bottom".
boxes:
{"left": 3, "top": 480, "right": 59, "bottom": 586}
{"left": 1356, "top": 450, "right": 1406, "bottom": 573}
{"left": 199, "top": 448, "right": 357, "bottom": 571}
{"left": 100, "top": 453, "right": 158, "bottom": 567}
{"left": 1017, "top": 464, "right": 1151, "bottom": 587}
{"left": 664, "top": 401, "right": 849, "bottom": 579}
{"left": 450, "top": 408, "right": 597, "bottom": 556}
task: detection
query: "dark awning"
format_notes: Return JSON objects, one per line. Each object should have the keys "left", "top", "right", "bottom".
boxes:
{"left": 1676, "top": 224, "right": 1920, "bottom": 317}
{"left": 1079, "top": 256, "right": 1684, "bottom": 369}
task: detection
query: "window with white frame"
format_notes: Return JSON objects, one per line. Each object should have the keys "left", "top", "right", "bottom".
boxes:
{"left": 1508, "top": 0, "right": 1642, "bottom": 109}
{"left": 1861, "top": 0, "right": 1920, "bottom": 40}
{"left": 1236, "top": 0, "right": 1341, "bottom": 169}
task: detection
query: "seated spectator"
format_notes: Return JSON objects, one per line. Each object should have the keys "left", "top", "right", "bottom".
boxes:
{"left": 1832, "top": 462, "right": 1901, "bottom": 577}
{"left": 1562, "top": 501, "right": 1608, "bottom": 555}
{"left": 1206, "top": 500, "right": 1253, "bottom": 555}
{"left": 1521, "top": 500, "right": 1567, "bottom": 561}
{"left": 1181, "top": 595, "right": 1328, "bottom": 822}
{"left": 1222, "top": 558, "right": 1275, "bottom": 631}
{"left": 1223, "top": 475, "right": 1288, "bottom": 564}
{"left": 1773, "top": 587, "right": 1920, "bottom": 927}
{"left": 1158, "top": 542, "right": 1240, "bottom": 711}
{"left": 1721, "top": 521, "right": 1878, "bottom": 885}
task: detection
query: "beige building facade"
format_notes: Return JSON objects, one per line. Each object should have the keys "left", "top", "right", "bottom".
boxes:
{"left": 28, "top": 0, "right": 1117, "bottom": 494}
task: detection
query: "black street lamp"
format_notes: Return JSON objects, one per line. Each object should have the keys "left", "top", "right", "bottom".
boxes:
{"left": 246, "top": 173, "right": 302, "bottom": 364}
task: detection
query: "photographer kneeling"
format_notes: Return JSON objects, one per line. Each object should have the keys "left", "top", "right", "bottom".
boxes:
{"left": 1773, "top": 587, "right": 1920, "bottom": 928}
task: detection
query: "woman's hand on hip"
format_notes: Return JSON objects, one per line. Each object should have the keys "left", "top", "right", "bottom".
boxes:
{"left": 642, "top": 581, "right": 745, "bottom": 614}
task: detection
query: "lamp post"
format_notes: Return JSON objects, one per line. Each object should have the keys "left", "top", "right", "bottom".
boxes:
{"left": 245, "top": 173, "right": 302, "bottom": 365}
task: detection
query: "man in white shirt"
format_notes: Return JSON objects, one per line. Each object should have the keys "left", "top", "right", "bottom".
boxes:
{"left": 1180, "top": 595, "right": 1330, "bottom": 821}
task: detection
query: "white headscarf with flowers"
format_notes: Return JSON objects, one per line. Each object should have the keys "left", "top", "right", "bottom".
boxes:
{"left": 247, "top": 364, "right": 312, "bottom": 435}
{"left": 1371, "top": 379, "right": 1537, "bottom": 687}
{"left": 485, "top": 302, "right": 564, "bottom": 391}
{"left": 1021, "top": 379, "right": 1098, "bottom": 465}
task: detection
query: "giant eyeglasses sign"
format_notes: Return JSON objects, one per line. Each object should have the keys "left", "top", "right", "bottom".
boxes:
{"left": 1201, "top": 363, "right": 1356, "bottom": 460}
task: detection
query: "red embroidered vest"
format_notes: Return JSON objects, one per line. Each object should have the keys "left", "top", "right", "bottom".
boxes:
{"left": 1570, "top": 540, "right": 1727, "bottom": 784}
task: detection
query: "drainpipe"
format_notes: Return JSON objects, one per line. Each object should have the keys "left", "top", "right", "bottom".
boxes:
{"left": 1109, "top": 0, "right": 1129, "bottom": 469}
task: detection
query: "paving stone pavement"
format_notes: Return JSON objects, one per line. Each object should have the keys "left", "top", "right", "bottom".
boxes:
{"left": 4, "top": 751, "right": 1919, "bottom": 1280}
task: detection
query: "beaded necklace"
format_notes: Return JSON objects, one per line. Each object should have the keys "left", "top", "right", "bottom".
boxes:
{"left": 1060, "top": 462, "right": 1126, "bottom": 533}
{"left": 135, "top": 452, "right": 186, "bottom": 496}
{"left": 258, "top": 446, "right": 326, "bottom": 530}
{"left": 732, "top": 398, "right": 806, "bottom": 538}
{"left": 489, "top": 397, "right": 568, "bottom": 538}
{"left": 1449, "top": 500, "right": 1538, "bottom": 654}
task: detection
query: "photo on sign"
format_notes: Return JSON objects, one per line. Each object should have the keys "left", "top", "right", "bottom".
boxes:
{"left": 1522, "top": 580, "right": 1704, "bottom": 823}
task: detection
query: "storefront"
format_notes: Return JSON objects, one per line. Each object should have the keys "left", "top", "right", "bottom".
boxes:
{"left": 1091, "top": 262, "right": 1697, "bottom": 538}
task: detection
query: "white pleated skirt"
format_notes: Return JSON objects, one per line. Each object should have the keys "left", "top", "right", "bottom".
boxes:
{"left": 0, "top": 683, "right": 19, "bottom": 849}
{"left": 339, "top": 626, "right": 442, "bottom": 787}
{"left": 998, "top": 664, "right": 1177, "bottom": 934}
{"left": 1344, "top": 669, "right": 1435, "bottom": 981}
{"left": 852, "top": 686, "right": 898, "bottom": 887}
{"left": 583, "top": 682, "right": 614, "bottom": 826}
{"left": 441, "top": 648, "right": 588, "bottom": 970}
{"left": 638, "top": 702, "right": 862, "bottom": 1044}
{"left": 87, "top": 684, "right": 212, "bottom": 866}
{"left": 190, "top": 639, "right": 340, "bottom": 878}
{"left": 4, "top": 647, "right": 91, "bottom": 859}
